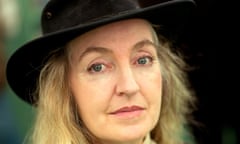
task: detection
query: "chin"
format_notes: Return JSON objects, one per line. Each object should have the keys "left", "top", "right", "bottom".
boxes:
{"left": 112, "top": 125, "right": 151, "bottom": 142}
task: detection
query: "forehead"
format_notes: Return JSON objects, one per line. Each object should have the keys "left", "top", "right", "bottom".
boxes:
{"left": 66, "top": 19, "right": 156, "bottom": 64}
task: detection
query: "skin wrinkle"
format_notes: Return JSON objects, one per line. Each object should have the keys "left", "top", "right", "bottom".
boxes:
{"left": 68, "top": 19, "right": 162, "bottom": 144}
{"left": 31, "top": 18, "right": 196, "bottom": 144}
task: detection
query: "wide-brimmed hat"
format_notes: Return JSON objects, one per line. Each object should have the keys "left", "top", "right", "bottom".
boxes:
{"left": 6, "top": 0, "right": 196, "bottom": 105}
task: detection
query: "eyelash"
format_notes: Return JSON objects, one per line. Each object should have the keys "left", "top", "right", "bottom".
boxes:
{"left": 87, "top": 63, "right": 109, "bottom": 73}
{"left": 134, "top": 55, "right": 154, "bottom": 66}
{"left": 87, "top": 55, "right": 155, "bottom": 73}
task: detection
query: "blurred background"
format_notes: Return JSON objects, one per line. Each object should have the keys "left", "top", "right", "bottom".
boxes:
{"left": 0, "top": 0, "right": 237, "bottom": 144}
{"left": 0, "top": 0, "right": 46, "bottom": 144}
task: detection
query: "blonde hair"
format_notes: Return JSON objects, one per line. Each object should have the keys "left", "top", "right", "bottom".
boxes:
{"left": 28, "top": 25, "right": 196, "bottom": 144}
{"left": 150, "top": 27, "right": 196, "bottom": 144}
{"left": 29, "top": 48, "right": 90, "bottom": 144}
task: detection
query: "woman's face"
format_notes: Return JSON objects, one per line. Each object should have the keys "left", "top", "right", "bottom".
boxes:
{"left": 69, "top": 19, "right": 162, "bottom": 144}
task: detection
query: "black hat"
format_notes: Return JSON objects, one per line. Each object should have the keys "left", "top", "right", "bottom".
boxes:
{"left": 6, "top": 0, "right": 196, "bottom": 105}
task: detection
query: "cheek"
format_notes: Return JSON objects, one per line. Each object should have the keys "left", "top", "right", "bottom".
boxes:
{"left": 70, "top": 72, "right": 115, "bottom": 119}
{"left": 147, "top": 72, "right": 162, "bottom": 106}
{"left": 137, "top": 68, "right": 162, "bottom": 113}
{"left": 136, "top": 69, "right": 162, "bottom": 130}
{"left": 138, "top": 67, "right": 162, "bottom": 97}
{"left": 148, "top": 72, "right": 162, "bottom": 124}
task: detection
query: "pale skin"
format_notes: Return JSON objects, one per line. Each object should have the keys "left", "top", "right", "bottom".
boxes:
{"left": 68, "top": 19, "right": 162, "bottom": 144}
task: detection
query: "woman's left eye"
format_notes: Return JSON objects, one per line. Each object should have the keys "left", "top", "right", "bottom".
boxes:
{"left": 136, "top": 56, "right": 153, "bottom": 65}
{"left": 87, "top": 63, "right": 106, "bottom": 73}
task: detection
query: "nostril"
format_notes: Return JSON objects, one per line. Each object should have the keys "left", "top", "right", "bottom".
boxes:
{"left": 118, "top": 92, "right": 125, "bottom": 96}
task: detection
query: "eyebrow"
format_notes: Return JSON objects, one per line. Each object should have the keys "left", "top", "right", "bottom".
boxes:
{"left": 133, "top": 39, "right": 156, "bottom": 51}
{"left": 78, "top": 39, "right": 156, "bottom": 62}
{"left": 78, "top": 46, "right": 112, "bottom": 62}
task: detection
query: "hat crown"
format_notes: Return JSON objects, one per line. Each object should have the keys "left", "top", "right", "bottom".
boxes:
{"left": 41, "top": 0, "right": 139, "bottom": 34}
{"left": 41, "top": 0, "right": 171, "bottom": 34}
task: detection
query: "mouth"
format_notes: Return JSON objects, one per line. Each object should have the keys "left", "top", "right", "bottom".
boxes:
{"left": 109, "top": 105, "right": 145, "bottom": 119}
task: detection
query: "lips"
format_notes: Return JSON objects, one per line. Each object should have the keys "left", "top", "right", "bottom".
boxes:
{"left": 110, "top": 105, "right": 145, "bottom": 115}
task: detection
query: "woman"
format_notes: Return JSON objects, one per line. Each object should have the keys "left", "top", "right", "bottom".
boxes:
{"left": 6, "top": 0, "right": 197, "bottom": 144}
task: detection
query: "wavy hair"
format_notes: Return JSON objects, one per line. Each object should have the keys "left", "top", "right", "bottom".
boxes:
{"left": 28, "top": 24, "right": 196, "bottom": 144}
{"left": 151, "top": 26, "right": 196, "bottom": 144}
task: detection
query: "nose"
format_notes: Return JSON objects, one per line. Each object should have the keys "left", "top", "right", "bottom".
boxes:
{"left": 115, "top": 67, "right": 140, "bottom": 97}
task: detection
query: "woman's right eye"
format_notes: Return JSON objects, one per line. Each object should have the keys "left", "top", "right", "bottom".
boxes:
{"left": 87, "top": 63, "right": 106, "bottom": 73}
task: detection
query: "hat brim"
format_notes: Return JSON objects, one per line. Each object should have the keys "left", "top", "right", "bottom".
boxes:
{"left": 6, "top": 0, "right": 196, "bottom": 105}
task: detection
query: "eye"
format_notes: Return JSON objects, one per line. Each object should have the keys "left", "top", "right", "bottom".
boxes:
{"left": 136, "top": 56, "right": 153, "bottom": 65}
{"left": 87, "top": 63, "right": 106, "bottom": 73}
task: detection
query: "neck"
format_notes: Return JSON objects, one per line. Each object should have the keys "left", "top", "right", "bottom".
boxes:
{"left": 98, "top": 137, "right": 145, "bottom": 144}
